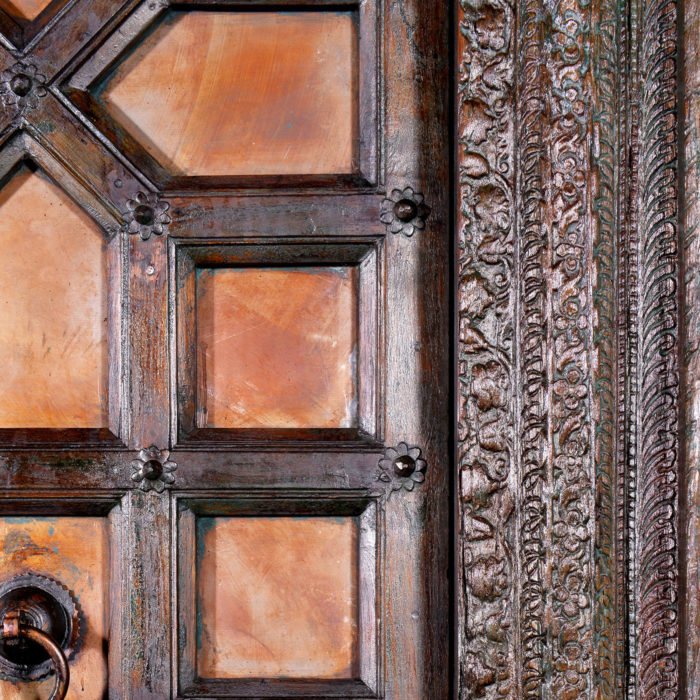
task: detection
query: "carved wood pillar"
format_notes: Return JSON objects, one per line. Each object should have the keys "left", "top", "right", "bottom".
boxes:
{"left": 456, "top": 0, "right": 683, "bottom": 695}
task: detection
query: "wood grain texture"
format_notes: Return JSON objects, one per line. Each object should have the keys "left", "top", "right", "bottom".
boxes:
{"left": 383, "top": 0, "right": 450, "bottom": 697}
{"left": 195, "top": 267, "right": 358, "bottom": 430}
{"left": 97, "top": 11, "right": 357, "bottom": 176}
{"left": 0, "top": 168, "right": 109, "bottom": 429}
{"left": 196, "top": 516, "right": 358, "bottom": 679}
{"left": 0, "top": 517, "right": 109, "bottom": 699}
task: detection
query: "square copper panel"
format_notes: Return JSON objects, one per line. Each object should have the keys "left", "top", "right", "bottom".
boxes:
{"left": 195, "top": 267, "right": 358, "bottom": 429}
{"left": 0, "top": 168, "right": 109, "bottom": 428}
{"left": 97, "top": 11, "right": 358, "bottom": 176}
{"left": 0, "top": 517, "right": 109, "bottom": 698}
{"left": 196, "top": 516, "right": 359, "bottom": 679}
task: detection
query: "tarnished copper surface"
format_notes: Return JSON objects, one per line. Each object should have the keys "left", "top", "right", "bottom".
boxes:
{"left": 0, "top": 0, "right": 55, "bottom": 20}
{"left": 0, "top": 517, "right": 109, "bottom": 699}
{"left": 99, "top": 11, "right": 357, "bottom": 176}
{"left": 195, "top": 267, "right": 357, "bottom": 429}
{"left": 197, "top": 516, "right": 358, "bottom": 679}
{"left": 0, "top": 169, "right": 108, "bottom": 428}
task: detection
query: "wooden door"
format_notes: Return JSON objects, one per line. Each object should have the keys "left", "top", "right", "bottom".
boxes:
{"left": 0, "top": 1, "right": 449, "bottom": 698}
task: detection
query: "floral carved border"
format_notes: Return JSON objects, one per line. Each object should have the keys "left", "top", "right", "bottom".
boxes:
{"left": 457, "top": 0, "right": 516, "bottom": 696}
{"left": 457, "top": 0, "right": 681, "bottom": 695}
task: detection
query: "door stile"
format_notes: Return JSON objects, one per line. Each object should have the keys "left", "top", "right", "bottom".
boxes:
{"left": 382, "top": 0, "right": 450, "bottom": 697}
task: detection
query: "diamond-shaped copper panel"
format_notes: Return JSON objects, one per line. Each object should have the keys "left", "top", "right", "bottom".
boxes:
{"left": 94, "top": 11, "right": 358, "bottom": 177}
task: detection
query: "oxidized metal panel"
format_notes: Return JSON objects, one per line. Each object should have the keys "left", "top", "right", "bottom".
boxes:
{"left": 196, "top": 516, "right": 359, "bottom": 679}
{"left": 0, "top": 167, "right": 109, "bottom": 429}
{"left": 96, "top": 11, "right": 358, "bottom": 176}
{"left": 0, "top": 517, "right": 109, "bottom": 699}
{"left": 195, "top": 266, "right": 358, "bottom": 429}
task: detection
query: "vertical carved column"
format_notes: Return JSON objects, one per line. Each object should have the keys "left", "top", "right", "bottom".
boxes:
{"left": 635, "top": 0, "right": 681, "bottom": 695}
{"left": 591, "top": 0, "right": 629, "bottom": 695}
{"left": 684, "top": 0, "right": 700, "bottom": 693}
{"left": 456, "top": 0, "right": 517, "bottom": 696}
{"left": 515, "top": 0, "right": 547, "bottom": 694}
{"left": 457, "top": 0, "right": 682, "bottom": 695}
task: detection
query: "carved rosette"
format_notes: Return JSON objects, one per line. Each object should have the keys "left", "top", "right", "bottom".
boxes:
{"left": 379, "top": 187, "right": 430, "bottom": 237}
{"left": 0, "top": 62, "right": 47, "bottom": 111}
{"left": 125, "top": 192, "right": 171, "bottom": 240}
{"left": 376, "top": 443, "right": 426, "bottom": 495}
{"left": 130, "top": 446, "right": 177, "bottom": 493}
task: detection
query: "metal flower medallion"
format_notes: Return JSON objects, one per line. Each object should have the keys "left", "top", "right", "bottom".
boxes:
{"left": 125, "top": 192, "right": 171, "bottom": 240}
{"left": 377, "top": 442, "right": 427, "bottom": 494}
{"left": 131, "top": 446, "right": 177, "bottom": 492}
{"left": 380, "top": 186, "right": 431, "bottom": 237}
{"left": 0, "top": 63, "right": 47, "bottom": 111}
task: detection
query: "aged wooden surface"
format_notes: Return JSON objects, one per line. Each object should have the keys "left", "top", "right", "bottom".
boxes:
{"left": 684, "top": 0, "right": 700, "bottom": 694}
{"left": 457, "top": 0, "right": 684, "bottom": 697}
{"left": 0, "top": 0, "right": 450, "bottom": 698}
{"left": 97, "top": 10, "right": 357, "bottom": 177}
{"left": 195, "top": 267, "right": 357, "bottom": 429}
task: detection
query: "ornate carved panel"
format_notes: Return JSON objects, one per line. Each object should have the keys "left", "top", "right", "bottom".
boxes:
{"left": 456, "top": 0, "right": 685, "bottom": 696}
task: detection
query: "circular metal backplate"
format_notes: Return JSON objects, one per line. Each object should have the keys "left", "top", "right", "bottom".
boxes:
{"left": 0, "top": 574, "right": 82, "bottom": 680}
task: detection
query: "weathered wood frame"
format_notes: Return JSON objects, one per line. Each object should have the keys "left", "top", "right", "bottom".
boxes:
{"left": 0, "top": 131, "right": 126, "bottom": 447}
{"left": 172, "top": 239, "right": 382, "bottom": 446}
{"left": 61, "top": 0, "right": 381, "bottom": 191}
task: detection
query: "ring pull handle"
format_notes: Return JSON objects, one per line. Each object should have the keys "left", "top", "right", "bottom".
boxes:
{"left": 1, "top": 610, "right": 69, "bottom": 700}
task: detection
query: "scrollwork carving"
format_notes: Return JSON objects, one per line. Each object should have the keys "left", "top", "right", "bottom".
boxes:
{"left": 457, "top": 0, "right": 516, "bottom": 695}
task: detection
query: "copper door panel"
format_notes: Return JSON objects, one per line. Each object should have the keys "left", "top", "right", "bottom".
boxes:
{"left": 96, "top": 11, "right": 358, "bottom": 176}
{"left": 196, "top": 516, "right": 358, "bottom": 679}
{"left": 0, "top": 0, "right": 56, "bottom": 21}
{"left": 0, "top": 168, "right": 109, "bottom": 428}
{"left": 0, "top": 517, "right": 109, "bottom": 699}
{"left": 195, "top": 267, "right": 358, "bottom": 429}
